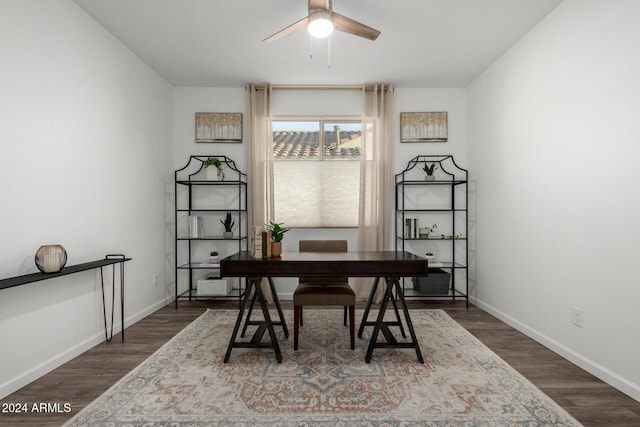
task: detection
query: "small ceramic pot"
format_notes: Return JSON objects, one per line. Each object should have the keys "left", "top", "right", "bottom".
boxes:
{"left": 271, "top": 241, "right": 282, "bottom": 257}
{"left": 206, "top": 167, "right": 223, "bottom": 181}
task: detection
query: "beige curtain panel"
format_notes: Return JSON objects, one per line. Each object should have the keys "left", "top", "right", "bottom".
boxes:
{"left": 246, "top": 83, "right": 275, "bottom": 302}
{"left": 354, "top": 84, "right": 394, "bottom": 302}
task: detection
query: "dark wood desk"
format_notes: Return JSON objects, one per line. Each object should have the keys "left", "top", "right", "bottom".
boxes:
{"left": 220, "top": 251, "right": 427, "bottom": 363}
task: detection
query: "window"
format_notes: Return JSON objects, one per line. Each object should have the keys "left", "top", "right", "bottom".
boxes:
{"left": 272, "top": 119, "right": 361, "bottom": 228}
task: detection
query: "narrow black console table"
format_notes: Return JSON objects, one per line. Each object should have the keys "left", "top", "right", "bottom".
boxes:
{"left": 0, "top": 255, "right": 132, "bottom": 342}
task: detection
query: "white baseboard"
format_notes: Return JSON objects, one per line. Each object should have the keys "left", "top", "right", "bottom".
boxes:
{"left": 473, "top": 297, "right": 640, "bottom": 403}
{"left": 125, "top": 295, "right": 174, "bottom": 327}
{"left": 277, "top": 292, "right": 293, "bottom": 301}
{"left": 0, "top": 297, "right": 171, "bottom": 400}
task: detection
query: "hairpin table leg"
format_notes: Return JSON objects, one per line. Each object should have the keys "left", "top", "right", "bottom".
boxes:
{"left": 101, "top": 254, "right": 127, "bottom": 343}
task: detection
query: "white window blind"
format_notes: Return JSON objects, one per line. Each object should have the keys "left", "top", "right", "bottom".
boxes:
{"left": 273, "top": 161, "right": 360, "bottom": 227}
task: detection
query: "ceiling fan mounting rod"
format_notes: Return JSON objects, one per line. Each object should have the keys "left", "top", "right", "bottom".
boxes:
{"left": 309, "top": 0, "right": 332, "bottom": 13}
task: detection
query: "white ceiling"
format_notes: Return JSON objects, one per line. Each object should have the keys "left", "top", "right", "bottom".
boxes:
{"left": 73, "top": 0, "right": 562, "bottom": 88}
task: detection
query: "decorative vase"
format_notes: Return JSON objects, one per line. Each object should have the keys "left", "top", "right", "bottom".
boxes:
{"left": 35, "top": 244, "right": 67, "bottom": 273}
{"left": 425, "top": 175, "right": 435, "bottom": 181}
{"left": 271, "top": 241, "right": 282, "bottom": 257}
{"left": 206, "top": 167, "right": 223, "bottom": 181}
{"left": 223, "top": 231, "right": 233, "bottom": 239}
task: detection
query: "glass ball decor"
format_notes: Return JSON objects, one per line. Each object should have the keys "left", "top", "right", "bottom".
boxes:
{"left": 35, "top": 244, "right": 67, "bottom": 273}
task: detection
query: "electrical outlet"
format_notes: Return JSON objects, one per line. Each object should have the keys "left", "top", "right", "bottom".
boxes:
{"left": 572, "top": 307, "right": 584, "bottom": 328}
{"left": 153, "top": 273, "right": 159, "bottom": 288}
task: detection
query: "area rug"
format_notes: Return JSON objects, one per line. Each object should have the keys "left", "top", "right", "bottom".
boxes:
{"left": 64, "top": 309, "right": 582, "bottom": 426}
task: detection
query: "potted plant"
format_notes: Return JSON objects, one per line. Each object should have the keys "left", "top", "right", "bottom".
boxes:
{"left": 267, "top": 220, "right": 290, "bottom": 257}
{"left": 422, "top": 162, "right": 438, "bottom": 181}
{"left": 220, "top": 212, "right": 235, "bottom": 238}
{"left": 203, "top": 157, "right": 224, "bottom": 181}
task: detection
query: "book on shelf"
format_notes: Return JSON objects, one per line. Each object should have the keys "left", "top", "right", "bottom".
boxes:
{"left": 404, "top": 217, "right": 418, "bottom": 238}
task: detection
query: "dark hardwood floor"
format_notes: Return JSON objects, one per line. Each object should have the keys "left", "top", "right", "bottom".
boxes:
{"left": 1, "top": 300, "right": 639, "bottom": 426}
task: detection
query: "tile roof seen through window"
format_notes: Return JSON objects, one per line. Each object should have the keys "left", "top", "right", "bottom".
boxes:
{"left": 272, "top": 130, "right": 361, "bottom": 159}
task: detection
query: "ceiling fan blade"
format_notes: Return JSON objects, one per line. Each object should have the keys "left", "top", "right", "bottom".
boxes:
{"left": 332, "top": 12, "right": 380, "bottom": 41}
{"left": 263, "top": 16, "right": 308, "bottom": 43}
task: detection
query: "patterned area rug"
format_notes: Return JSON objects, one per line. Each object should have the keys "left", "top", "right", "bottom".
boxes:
{"left": 64, "top": 309, "right": 582, "bottom": 426}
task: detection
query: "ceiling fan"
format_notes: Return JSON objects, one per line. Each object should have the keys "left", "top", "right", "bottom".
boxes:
{"left": 264, "top": 0, "right": 381, "bottom": 43}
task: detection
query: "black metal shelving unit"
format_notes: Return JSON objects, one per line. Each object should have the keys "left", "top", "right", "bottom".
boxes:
{"left": 395, "top": 155, "right": 469, "bottom": 307}
{"left": 174, "top": 155, "right": 247, "bottom": 308}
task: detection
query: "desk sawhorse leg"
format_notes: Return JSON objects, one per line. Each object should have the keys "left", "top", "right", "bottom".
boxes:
{"left": 240, "top": 277, "right": 289, "bottom": 339}
{"left": 224, "top": 277, "right": 288, "bottom": 363}
{"left": 364, "top": 276, "right": 424, "bottom": 364}
{"left": 357, "top": 277, "right": 406, "bottom": 339}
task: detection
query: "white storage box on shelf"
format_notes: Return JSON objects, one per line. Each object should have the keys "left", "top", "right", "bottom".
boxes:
{"left": 196, "top": 278, "right": 232, "bottom": 296}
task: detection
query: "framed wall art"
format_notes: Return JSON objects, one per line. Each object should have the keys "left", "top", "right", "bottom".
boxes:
{"left": 400, "top": 112, "right": 448, "bottom": 142}
{"left": 195, "top": 112, "right": 242, "bottom": 143}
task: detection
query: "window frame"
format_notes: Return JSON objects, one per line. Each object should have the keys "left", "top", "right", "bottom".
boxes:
{"left": 271, "top": 116, "right": 362, "bottom": 228}
{"left": 272, "top": 116, "right": 362, "bottom": 161}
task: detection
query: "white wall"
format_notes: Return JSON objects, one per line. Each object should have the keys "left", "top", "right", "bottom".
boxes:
{"left": 0, "top": 0, "right": 174, "bottom": 398}
{"left": 173, "top": 87, "right": 468, "bottom": 297}
{"left": 467, "top": 0, "right": 640, "bottom": 400}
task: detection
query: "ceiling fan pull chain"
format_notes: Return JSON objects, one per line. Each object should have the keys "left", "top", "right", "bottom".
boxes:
{"left": 309, "top": 35, "right": 313, "bottom": 60}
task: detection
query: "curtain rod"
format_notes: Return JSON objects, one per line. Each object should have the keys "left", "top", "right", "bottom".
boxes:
{"left": 251, "top": 85, "right": 392, "bottom": 92}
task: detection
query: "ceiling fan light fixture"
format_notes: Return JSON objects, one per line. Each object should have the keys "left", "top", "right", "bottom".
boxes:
{"left": 307, "top": 10, "right": 333, "bottom": 38}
